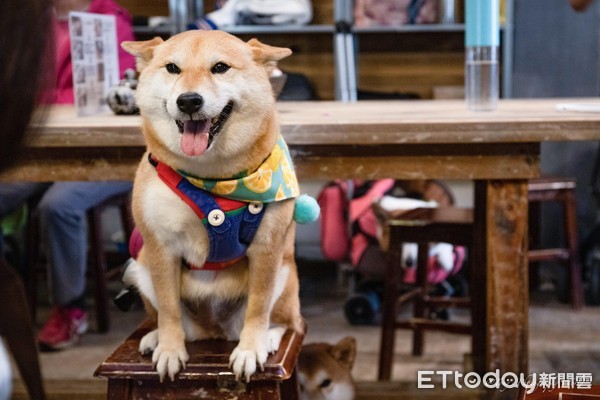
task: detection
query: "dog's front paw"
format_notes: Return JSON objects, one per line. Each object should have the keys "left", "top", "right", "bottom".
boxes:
{"left": 152, "top": 342, "right": 189, "bottom": 382}
{"left": 229, "top": 347, "right": 267, "bottom": 382}
{"left": 229, "top": 331, "right": 269, "bottom": 382}
{"left": 139, "top": 329, "right": 159, "bottom": 355}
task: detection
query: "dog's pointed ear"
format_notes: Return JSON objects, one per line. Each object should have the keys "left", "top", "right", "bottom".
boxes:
{"left": 329, "top": 337, "right": 356, "bottom": 370}
{"left": 247, "top": 38, "right": 292, "bottom": 74}
{"left": 122, "top": 37, "right": 164, "bottom": 73}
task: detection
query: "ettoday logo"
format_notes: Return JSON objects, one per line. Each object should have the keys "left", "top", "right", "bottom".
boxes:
{"left": 417, "top": 370, "right": 593, "bottom": 394}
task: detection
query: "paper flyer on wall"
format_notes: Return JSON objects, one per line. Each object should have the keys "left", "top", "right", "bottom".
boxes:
{"left": 69, "top": 11, "right": 119, "bottom": 116}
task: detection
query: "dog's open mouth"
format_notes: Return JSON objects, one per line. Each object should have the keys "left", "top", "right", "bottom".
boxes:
{"left": 176, "top": 101, "right": 233, "bottom": 156}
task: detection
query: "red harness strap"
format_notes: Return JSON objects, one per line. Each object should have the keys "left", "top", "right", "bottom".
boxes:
{"left": 155, "top": 160, "right": 245, "bottom": 219}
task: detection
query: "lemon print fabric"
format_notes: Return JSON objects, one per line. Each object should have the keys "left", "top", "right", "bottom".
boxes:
{"left": 181, "top": 135, "right": 300, "bottom": 203}
{"left": 243, "top": 167, "right": 273, "bottom": 193}
{"left": 212, "top": 180, "right": 238, "bottom": 195}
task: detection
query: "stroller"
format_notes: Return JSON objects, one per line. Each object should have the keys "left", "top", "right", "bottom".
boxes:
{"left": 318, "top": 179, "right": 468, "bottom": 325}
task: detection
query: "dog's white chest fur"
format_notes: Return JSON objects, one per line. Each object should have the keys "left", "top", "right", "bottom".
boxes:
{"left": 140, "top": 174, "right": 210, "bottom": 268}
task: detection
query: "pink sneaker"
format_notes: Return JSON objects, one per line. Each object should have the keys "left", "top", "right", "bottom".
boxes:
{"left": 38, "top": 306, "right": 88, "bottom": 351}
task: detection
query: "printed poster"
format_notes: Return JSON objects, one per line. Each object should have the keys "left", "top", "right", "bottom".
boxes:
{"left": 69, "top": 12, "right": 119, "bottom": 116}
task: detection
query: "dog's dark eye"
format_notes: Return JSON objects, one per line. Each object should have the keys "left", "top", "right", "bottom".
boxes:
{"left": 165, "top": 63, "right": 181, "bottom": 74}
{"left": 211, "top": 62, "right": 230, "bottom": 74}
{"left": 319, "top": 378, "right": 332, "bottom": 389}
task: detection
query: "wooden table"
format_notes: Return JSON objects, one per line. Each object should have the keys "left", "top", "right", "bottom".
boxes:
{"left": 4, "top": 99, "right": 600, "bottom": 389}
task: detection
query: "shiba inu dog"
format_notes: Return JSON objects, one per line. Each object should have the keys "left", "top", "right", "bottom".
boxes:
{"left": 298, "top": 337, "right": 357, "bottom": 400}
{"left": 120, "top": 30, "right": 304, "bottom": 382}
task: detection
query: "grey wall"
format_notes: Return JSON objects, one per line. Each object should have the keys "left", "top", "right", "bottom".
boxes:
{"left": 512, "top": 0, "right": 599, "bottom": 98}
{"left": 512, "top": 0, "right": 600, "bottom": 252}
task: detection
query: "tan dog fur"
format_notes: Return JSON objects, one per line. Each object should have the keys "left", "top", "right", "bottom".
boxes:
{"left": 121, "top": 30, "right": 303, "bottom": 382}
{"left": 298, "top": 337, "right": 357, "bottom": 400}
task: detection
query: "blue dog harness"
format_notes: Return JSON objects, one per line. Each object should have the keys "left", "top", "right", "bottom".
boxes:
{"left": 149, "top": 155, "right": 266, "bottom": 270}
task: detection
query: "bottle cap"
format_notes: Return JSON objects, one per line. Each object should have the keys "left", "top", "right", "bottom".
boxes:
{"left": 465, "top": 0, "right": 500, "bottom": 47}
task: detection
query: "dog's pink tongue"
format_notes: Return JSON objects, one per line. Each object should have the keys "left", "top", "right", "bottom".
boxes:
{"left": 181, "top": 120, "right": 210, "bottom": 156}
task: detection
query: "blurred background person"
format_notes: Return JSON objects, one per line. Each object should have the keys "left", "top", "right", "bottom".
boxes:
{"left": 0, "top": 0, "right": 135, "bottom": 353}
{"left": 0, "top": 0, "right": 53, "bottom": 397}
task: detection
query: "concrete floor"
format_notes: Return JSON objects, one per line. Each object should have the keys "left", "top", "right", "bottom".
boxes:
{"left": 9, "top": 260, "right": 600, "bottom": 398}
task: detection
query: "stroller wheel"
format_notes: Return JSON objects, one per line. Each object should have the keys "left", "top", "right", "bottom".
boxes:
{"left": 344, "top": 291, "right": 380, "bottom": 325}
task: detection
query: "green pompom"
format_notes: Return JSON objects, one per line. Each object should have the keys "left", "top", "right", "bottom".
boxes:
{"left": 293, "top": 194, "right": 320, "bottom": 224}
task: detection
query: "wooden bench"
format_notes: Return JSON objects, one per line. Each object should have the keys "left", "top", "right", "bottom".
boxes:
{"left": 95, "top": 320, "right": 304, "bottom": 399}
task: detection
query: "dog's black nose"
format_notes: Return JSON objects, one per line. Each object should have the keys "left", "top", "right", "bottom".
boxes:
{"left": 176, "top": 92, "right": 203, "bottom": 115}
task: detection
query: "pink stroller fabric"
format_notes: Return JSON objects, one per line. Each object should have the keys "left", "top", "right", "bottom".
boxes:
{"left": 318, "top": 179, "right": 466, "bottom": 285}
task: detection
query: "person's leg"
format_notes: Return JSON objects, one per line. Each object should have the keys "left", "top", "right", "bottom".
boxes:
{"left": 36, "top": 181, "right": 131, "bottom": 350}
{"left": 38, "top": 181, "right": 132, "bottom": 306}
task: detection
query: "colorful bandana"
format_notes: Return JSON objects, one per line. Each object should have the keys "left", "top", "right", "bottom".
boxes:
{"left": 178, "top": 135, "right": 300, "bottom": 203}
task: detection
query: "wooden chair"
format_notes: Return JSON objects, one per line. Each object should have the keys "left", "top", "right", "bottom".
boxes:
{"left": 528, "top": 176, "right": 584, "bottom": 309}
{"left": 87, "top": 192, "right": 134, "bottom": 332}
{"left": 25, "top": 191, "right": 134, "bottom": 333}
{"left": 374, "top": 176, "right": 585, "bottom": 381}
{"left": 374, "top": 204, "right": 474, "bottom": 381}
{"left": 95, "top": 320, "right": 304, "bottom": 399}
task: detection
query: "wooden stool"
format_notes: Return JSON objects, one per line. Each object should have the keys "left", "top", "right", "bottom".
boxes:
{"left": 26, "top": 191, "right": 133, "bottom": 332}
{"left": 528, "top": 177, "right": 584, "bottom": 309}
{"left": 374, "top": 205, "right": 474, "bottom": 381}
{"left": 95, "top": 320, "right": 304, "bottom": 399}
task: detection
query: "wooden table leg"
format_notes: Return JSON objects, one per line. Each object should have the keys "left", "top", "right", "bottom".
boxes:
{"left": 280, "top": 368, "right": 300, "bottom": 400}
{"left": 471, "top": 180, "right": 529, "bottom": 395}
{"left": 106, "top": 379, "right": 131, "bottom": 400}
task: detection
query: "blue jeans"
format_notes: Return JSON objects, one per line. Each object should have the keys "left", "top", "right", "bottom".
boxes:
{"left": 36, "top": 181, "right": 132, "bottom": 306}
